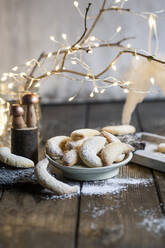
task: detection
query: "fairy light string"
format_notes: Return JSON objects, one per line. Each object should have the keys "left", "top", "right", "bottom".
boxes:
{"left": 0, "top": 0, "right": 164, "bottom": 103}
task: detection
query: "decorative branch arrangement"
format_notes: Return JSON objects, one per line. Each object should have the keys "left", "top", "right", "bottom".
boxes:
{"left": 0, "top": 0, "right": 165, "bottom": 101}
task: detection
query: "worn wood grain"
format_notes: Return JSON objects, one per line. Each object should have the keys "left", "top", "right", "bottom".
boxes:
{"left": 78, "top": 102, "right": 165, "bottom": 248}
{"left": 87, "top": 102, "right": 140, "bottom": 131}
{"left": 41, "top": 104, "right": 86, "bottom": 142}
{"left": 137, "top": 101, "right": 165, "bottom": 214}
{"left": 0, "top": 104, "right": 86, "bottom": 248}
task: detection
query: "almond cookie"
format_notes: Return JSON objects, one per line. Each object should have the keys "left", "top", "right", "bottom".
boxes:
{"left": 102, "top": 125, "right": 136, "bottom": 135}
{"left": 35, "top": 158, "right": 79, "bottom": 195}
{"left": 62, "top": 149, "right": 79, "bottom": 166}
{"left": 101, "top": 142, "right": 134, "bottom": 166}
{"left": 71, "top": 128, "right": 100, "bottom": 141}
{"left": 65, "top": 138, "right": 87, "bottom": 150}
{"left": 157, "top": 143, "right": 165, "bottom": 153}
{"left": 0, "top": 147, "right": 34, "bottom": 168}
{"left": 101, "top": 130, "right": 121, "bottom": 143}
{"left": 79, "top": 136, "right": 106, "bottom": 168}
{"left": 46, "top": 136, "right": 70, "bottom": 158}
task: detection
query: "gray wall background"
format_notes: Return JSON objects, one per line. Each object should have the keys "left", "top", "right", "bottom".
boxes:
{"left": 0, "top": 0, "right": 165, "bottom": 103}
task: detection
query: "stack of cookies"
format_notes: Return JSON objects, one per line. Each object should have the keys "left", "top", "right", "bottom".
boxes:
{"left": 46, "top": 125, "right": 136, "bottom": 168}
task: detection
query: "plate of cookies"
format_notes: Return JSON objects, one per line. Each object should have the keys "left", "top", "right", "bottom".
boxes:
{"left": 46, "top": 125, "right": 135, "bottom": 181}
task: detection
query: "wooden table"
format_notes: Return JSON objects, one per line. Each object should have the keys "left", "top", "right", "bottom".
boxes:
{"left": 0, "top": 100, "right": 165, "bottom": 248}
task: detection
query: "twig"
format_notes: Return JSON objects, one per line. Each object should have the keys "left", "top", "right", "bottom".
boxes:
{"left": 80, "top": 0, "right": 107, "bottom": 45}
{"left": 24, "top": 52, "right": 45, "bottom": 90}
{"left": 60, "top": 3, "right": 92, "bottom": 70}
{"left": 31, "top": 49, "right": 165, "bottom": 84}
{"left": 96, "top": 49, "right": 165, "bottom": 78}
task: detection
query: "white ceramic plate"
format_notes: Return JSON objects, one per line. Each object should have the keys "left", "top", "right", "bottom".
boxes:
{"left": 46, "top": 152, "right": 133, "bottom": 181}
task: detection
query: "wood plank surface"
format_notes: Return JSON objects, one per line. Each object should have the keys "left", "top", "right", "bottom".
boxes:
{"left": 78, "top": 102, "right": 165, "bottom": 248}
{"left": 137, "top": 101, "right": 165, "bottom": 214}
{"left": 0, "top": 104, "right": 86, "bottom": 248}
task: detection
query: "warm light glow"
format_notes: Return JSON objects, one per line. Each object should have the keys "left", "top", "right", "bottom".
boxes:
{"left": 26, "top": 60, "right": 31, "bottom": 66}
{"left": 9, "top": 73, "right": 14, "bottom": 77}
{"left": 94, "top": 43, "right": 100, "bottom": 47}
{"left": 47, "top": 71, "right": 51, "bottom": 76}
{"left": 112, "top": 65, "right": 117, "bottom": 71}
{"left": 125, "top": 81, "right": 131, "bottom": 85}
{"left": 89, "top": 36, "right": 96, "bottom": 41}
{"left": 148, "top": 14, "right": 156, "bottom": 28}
{"left": 12, "top": 66, "right": 18, "bottom": 72}
{"left": 62, "top": 33, "right": 67, "bottom": 40}
{"left": 48, "top": 52, "right": 52, "bottom": 58}
{"left": 115, "top": 0, "right": 121, "bottom": 3}
{"left": 100, "top": 89, "right": 105, "bottom": 93}
{"left": 116, "top": 26, "right": 122, "bottom": 33}
{"left": 68, "top": 96, "right": 75, "bottom": 101}
{"left": 90, "top": 92, "right": 94, "bottom": 97}
{"left": 8, "top": 83, "right": 13, "bottom": 89}
{"left": 20, "top": 72, "right": 26, "bottom": 77}
{"left": 135, "top": 55, "right": 140, "bottom": 60}
{"left": 126, "top": 43, "right": 131, "bottom": 48}
{"left": 123, "top": 88, "right": 129, "bottom": 93}
{"left": 49, "top": 36, "right": 55, "bottom": 41}
{"left": 94, "top": 87, "right": 99, "bottom": 93}
{"left": 0, "top": 99, "right": 8, "bottom": 136}
{"left": 113, "top": 82, "right": 118, "bottom": 86}
{"left": 87, "top": 49, "right": 93, "bottom": 54}
{"left": 73, "top": 1, "right": 79, "bottom": 8}
{"left": 56, "top": 65, "right": 60, "bottom": 70}
{"left": 150, "top": 77, "right": 155, "bottom": 85}
{"left": 71, "top": 60, "right": 77, "bottom": 65}
{"left": 1, "top": 76, "right": 7, "bottom": 81}
{"left": 35, "top": 82, "right": 40, "bottom": 88}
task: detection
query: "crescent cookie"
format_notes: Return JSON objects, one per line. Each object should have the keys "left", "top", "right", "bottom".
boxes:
{"left": 102, "top": 125, "right": 136, "bottom": 135}
{"left": 101, "top": 130, "right": 121, "bottom": 143}
{"left": 62, "top": 149, "right": 79, "bottom": 166}
{"left": 79, "top": 136, "right": 106, "bottom": 168}
{"left": 115, "top": 154, "right": 125, "bottom": 163}
{"left": 101, "top": 142, "right": 134, "bottom": 166}
{"left": 65, "top": 138, "right": 87, "bottom": 150}
{"left": 71, "top": 128, "right": 100, "bottom": 141}
{"left": 0, "top": 147, "right": 34, "bottom": 168}
{"left": 35, "top": 158, "right": 79, "bottom": 195}
{"left": 46, "top": 136, "right": 70, "bottom": 158}
{"left": 157, "top": 143, "right": 165, "bottom": 153}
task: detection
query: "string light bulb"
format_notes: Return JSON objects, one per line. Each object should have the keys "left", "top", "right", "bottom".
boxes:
{"left": 100, "top": 89, "right": 105, "bottom": 93}
{"left": 71, "top": 60, "right": 77, "bottom": 65}
{"left": 8, "top": 83, "right": 13, "bottom": 89}
{"left": 49, "top": 36, "right": 55, "bottom": 41}
{"left": 62, "top": 33, "right": 67, "bottom": 40}
{"left": 73, "top": 1, "right": 79, "bottom": 8}
{"left": 68, "top": 96, "right": 75, "bottom": 101}
{"left": 48, "top": 52, "right": 52, "bottom": 58}
{"left": 116, "top": 26, "right": 122, "bottom": 33}
{"left": 12, "top": 66, "right": 18, "bottom": 72}
{"left": 26, "top": 61, "right": 31, "bottom": 66}
{"left": 150, "top": 77, "right": 155, "bottom": 85}
{"left": 148, "top": 14, "right": 156, "bottom": 28}
{"left": 112, "top": 64, "right": 117, "bottom": 71}
{"left": 94, "top": 87, "right": 99, "bottom": 93}
{"left": 123, "top": 88, "right": 129, "bottom": 93}
{"left": 89, "top": 36, "right": 96, "bottom": 41}
{"left": 47, "top": 71, "right": 51, "bottom": 76}
{"left": 90, "top": 92, "right": 94, "bottom": 97}
{"left": 1, "top": 76, "right": 7, "bottom": 81}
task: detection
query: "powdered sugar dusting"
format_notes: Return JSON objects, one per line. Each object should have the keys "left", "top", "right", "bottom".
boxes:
{"left": 137, "top": 208, "right": 165, "bottom": 236}
{"left": 82, "top": 178, "right": 153, "bottom": 196}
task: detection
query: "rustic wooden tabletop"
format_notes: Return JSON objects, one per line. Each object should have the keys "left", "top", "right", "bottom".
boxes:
{"left": 0, "top": 100, "right": 165, "bottom": 248}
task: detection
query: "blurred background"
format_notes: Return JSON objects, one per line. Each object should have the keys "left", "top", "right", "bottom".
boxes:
{"left": 0, "top": 0, "right": 165, "bottom": 103}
